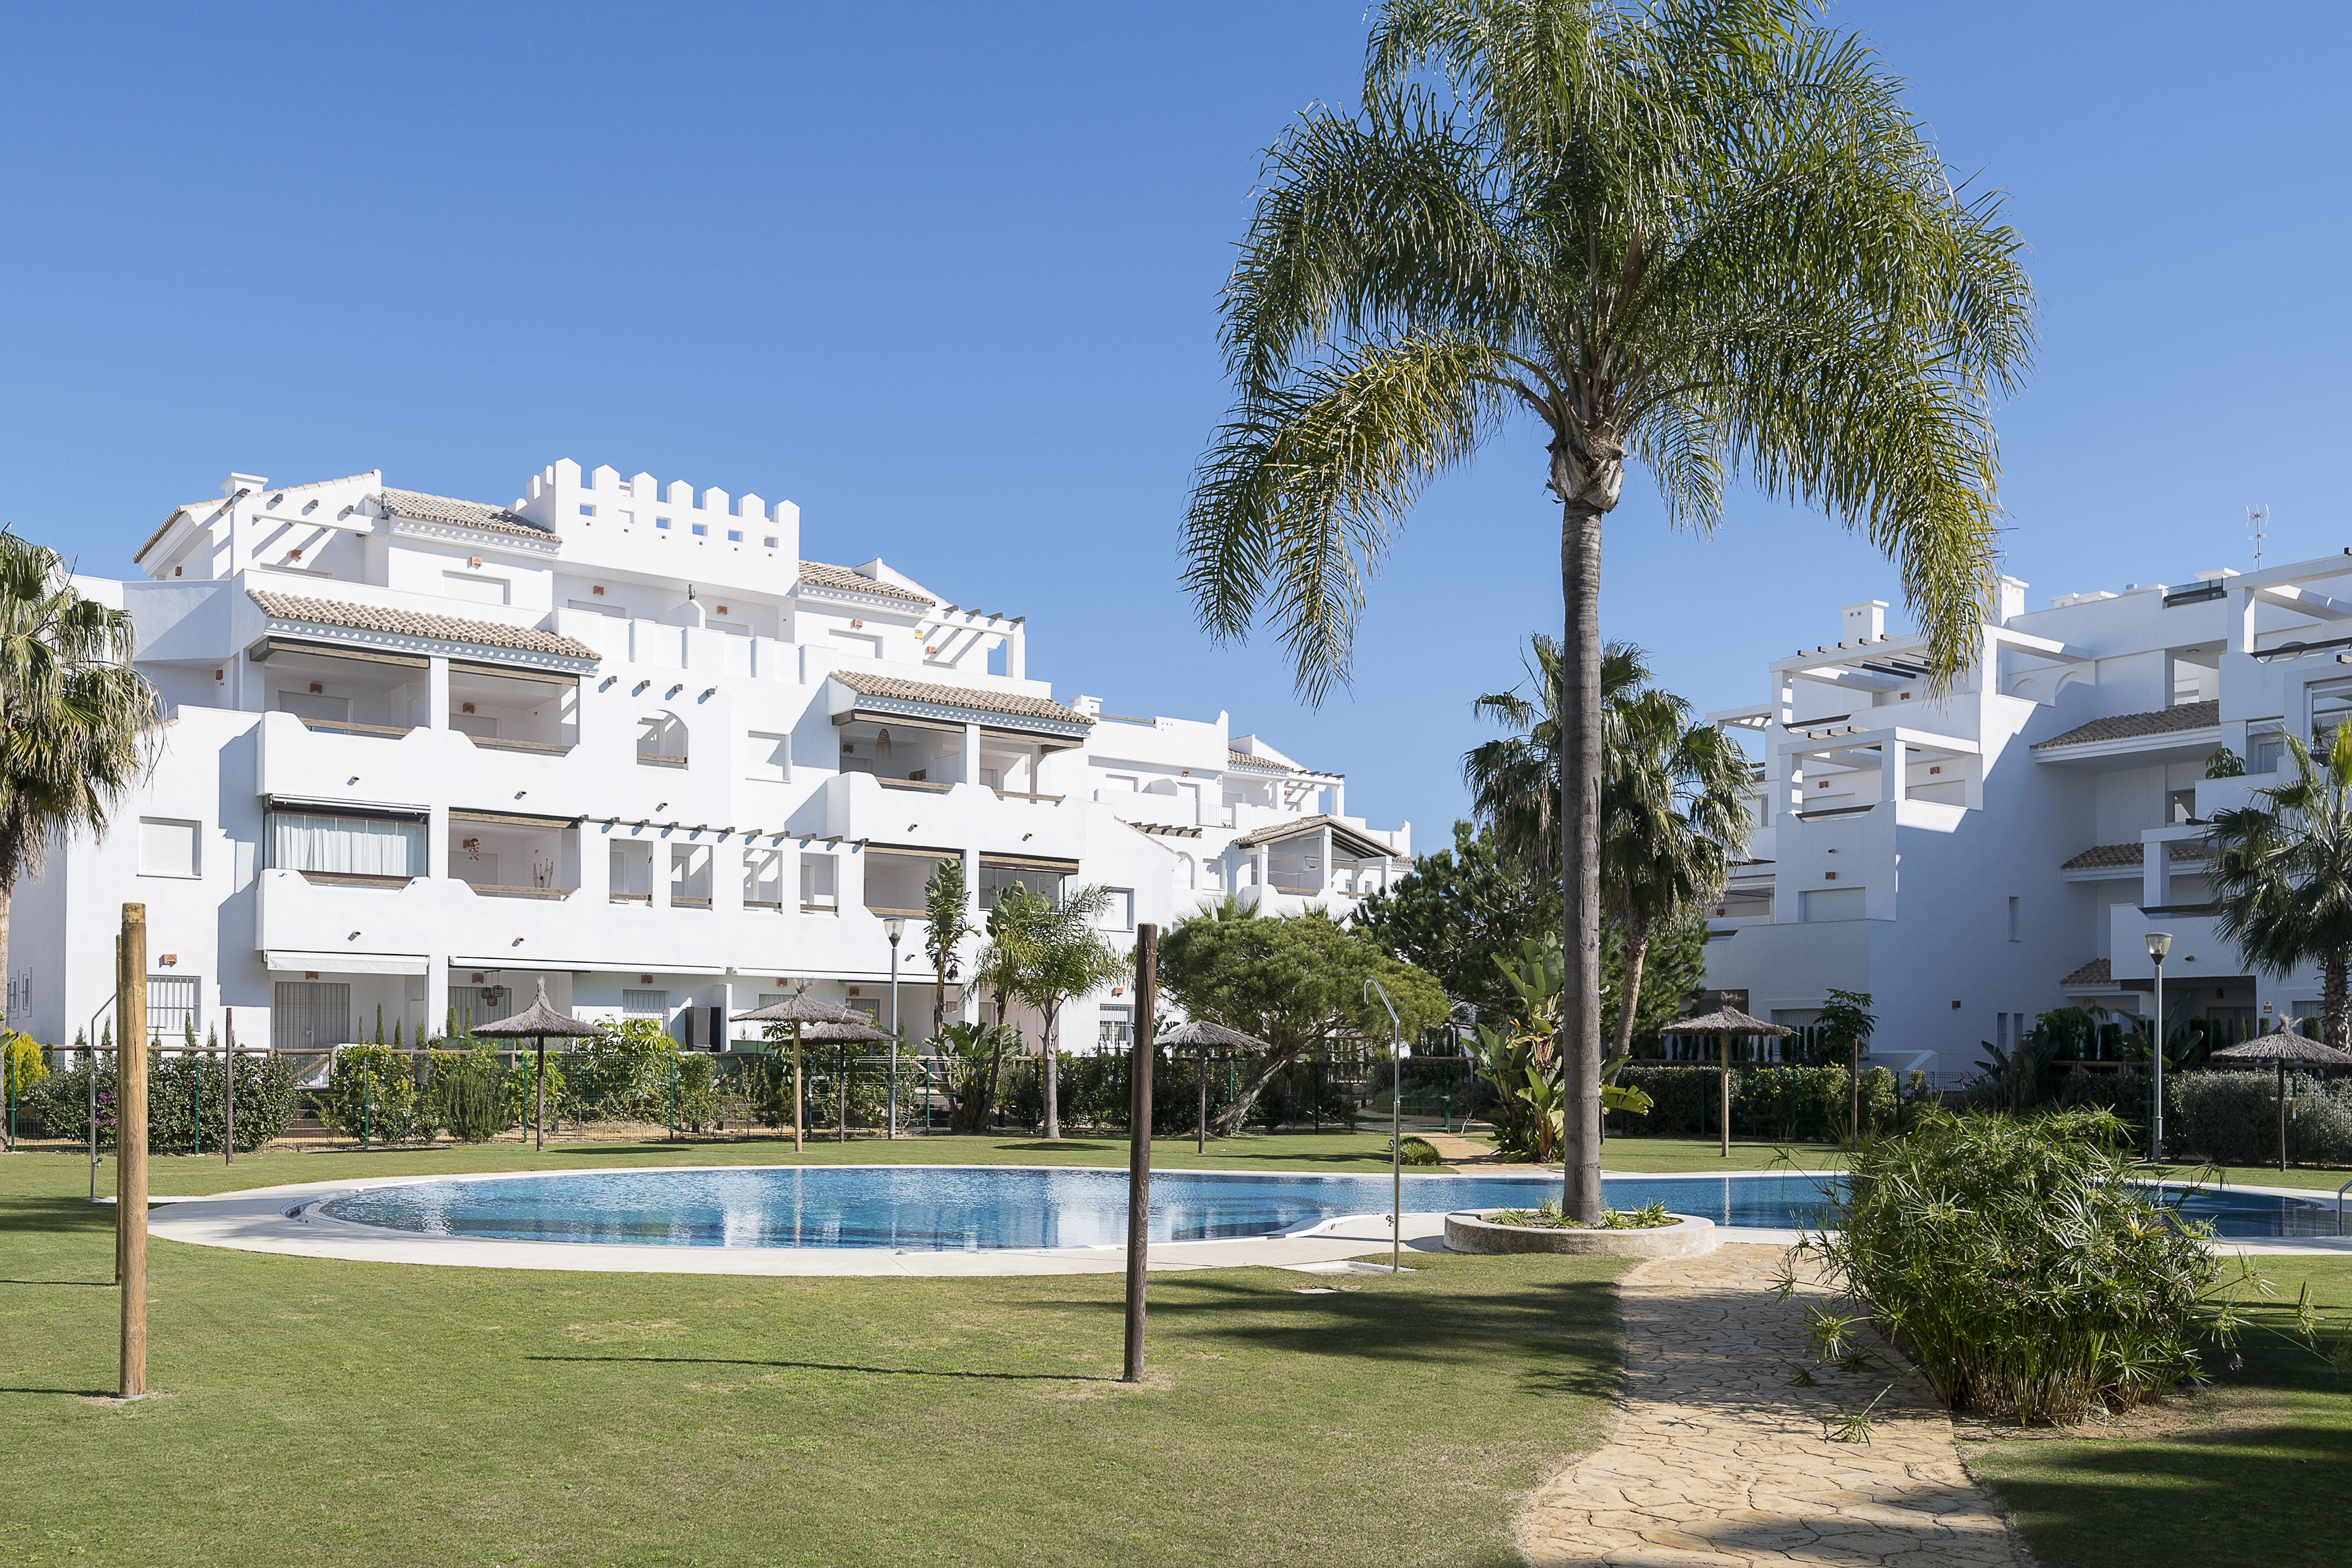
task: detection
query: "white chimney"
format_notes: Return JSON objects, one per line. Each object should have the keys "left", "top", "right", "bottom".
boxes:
{"left": 1998, "top": 576, "right": 2028, "bottom": 624}
{"left": 1841, "top": 600, "right": 1888, "bottom": 643}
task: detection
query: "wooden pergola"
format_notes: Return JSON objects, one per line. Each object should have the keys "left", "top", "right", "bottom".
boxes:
{"left": 1660, "top": 1006, "right": 1794, "bottom": 1159}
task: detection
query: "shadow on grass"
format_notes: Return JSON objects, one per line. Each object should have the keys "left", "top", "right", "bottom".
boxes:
{"left": 0, "top": 1196, "right": 116, "bottom": 1236}
{"left": 527, "top": 1354, "right": 1120, "bottom": 1383}
{"left": 1984, "top": 1418, "right": 2352, "bottom": 1564}
{"left": 992, "top": 1141, "right": 1121, "bottom": 1154}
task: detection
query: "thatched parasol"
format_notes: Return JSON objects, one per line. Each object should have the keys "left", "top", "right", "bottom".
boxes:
{"left": 470, "top": 981, "right": 605, "bottom": 1152}
{"left": 731, "top": 989, "right": 869, "bottom": 1153}
{"left": 1662, "top": 1006, "right": 1795, "bottom": 1159}
{"left": 1160, "top": 1020, "right": 1271, "bottom": 1151}
{"left": 799, "top": 1019, "right": 891, "bottom": 1144}
{"left": 2209, "top": 1025, "right": 2352, "bottom": 1172}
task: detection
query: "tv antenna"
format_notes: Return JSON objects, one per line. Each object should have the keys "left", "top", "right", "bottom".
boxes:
{"left": 2249, "top": 504, "right": 2270, "bottom": 568}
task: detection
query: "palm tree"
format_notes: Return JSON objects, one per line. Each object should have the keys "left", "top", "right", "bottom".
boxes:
{"left": 2210, "top": 727, "right": 2352, "bottom": 1048}
{"left": 1466, "top": 637, "right": 1649, "bottom": 889}
{"left": 0, "top": 533, "right": 160, "bottom": 1023}
{"left": 1010, "top": 884, "right": 1127, "bottom": 1140}
{"left": 1183, "top": 0, "right": 2031, "bottom": 1217}
{"left": 1602, "top": 671, "right": 1751, "bottom": 1061}
{"left": 921, "top": 857, "right": 976, "bottom": 1047}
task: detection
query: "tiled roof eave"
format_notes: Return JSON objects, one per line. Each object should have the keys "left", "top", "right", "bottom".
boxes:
{"left": 2032, "top": 700, "right": 2223, "bottom": 751}
{"left": 249, "top": 591, "right": 599, "bottom": 667}
{"left": 829, "top": 668, "right": 1091, "bottom": 732}
{"left": 385, "top": 513, "right": 561, "bottom": 550}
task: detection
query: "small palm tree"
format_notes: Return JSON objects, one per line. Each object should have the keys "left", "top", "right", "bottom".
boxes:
{"left": 0, "top": 533, "right": 160, "bottom": 1020}
{"left": 1466, "top": 638, "right": 1650, "bottom": 890}
{"left": 2210, "top": 727, "right": 2352, "bottom": 1048}
{"left": 1010, "top": 884, "right": 1127, "bottom": 1140}
{"left": 921, "top": 858, "right": 977, "bottom": 1047}
{"left": 1603, "top": 673, "right": 1751, "bottom": 1060}
{"left": 1183, "top": 0, "right": 2032, "bottom": 1219}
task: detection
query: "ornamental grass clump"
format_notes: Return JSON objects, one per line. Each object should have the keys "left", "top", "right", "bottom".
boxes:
{"left": 1787, "top": 1107, "right": 2222, "bottom": 1424}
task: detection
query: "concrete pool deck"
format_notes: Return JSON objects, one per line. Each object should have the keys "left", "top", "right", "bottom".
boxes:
{"left": 132, "top": 1165, "right": 2352, "bottom": 1275}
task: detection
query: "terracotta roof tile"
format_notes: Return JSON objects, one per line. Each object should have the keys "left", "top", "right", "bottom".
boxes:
{"left": 830, "top": 668, "right": 1089, "bottom": 726}
{"left": 1230, "top": 813, "right": 1396, "bottom": 860}
{"left": 1226, "top": 749, "right": 1292, "bottom": 773}
{"left": 250, "top": 591, "right": 598, "bottom": 660}
{"left": 2061, "top": 958, "right": 2112, "bottom": 987}
{"left": 2033, "top": 700, "right": 2220, "bottom": 750}
{"left": 2061, "top": 841, "right": 2211, "bottom": 870}
{"left": 798, "top": 561, "right": 933, "bottom": 605}
{"left": 377, "top": 487, "right": 557, "bottom": 543}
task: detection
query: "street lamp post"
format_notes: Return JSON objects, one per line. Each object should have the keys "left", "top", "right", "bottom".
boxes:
{"left": 884, "top": 917, "right": 905, "bottom": 1139}
{"left": 1365, "top": 977, "right": 1404, "bottom": 1276}
{"left": 2146, "top": 931, "right": 2172, "bottom": 1162}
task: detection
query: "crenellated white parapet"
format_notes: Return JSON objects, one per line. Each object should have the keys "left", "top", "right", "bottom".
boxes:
{"left": 519, "top": 458, "right": 801, "bottom": 580}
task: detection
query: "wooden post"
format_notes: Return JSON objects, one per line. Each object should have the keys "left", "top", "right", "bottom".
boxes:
{"left": 1122, "top": 923, "right": 1158, "bottom": 1384}
{"left": 1719, "top": 1030, "right": 1732, "bottom": 1160}
{"left": 535, "top": 1038, "right": 546, "bottom": 1152}
{"left": 2279, "top": 1059, "right": 2288, "bottom": 1173}
{"left": 1196, "top": 1052, "right": 1206, "bottom": 1154}
{"left": 223, "top": 1010, "right": 235, "bottom": 1165}
{"left": 792, "top": 1021, "right": 805, "bottom": 1154}
{"left": 117, "top": 903, "right": 149, "bottom": 1399}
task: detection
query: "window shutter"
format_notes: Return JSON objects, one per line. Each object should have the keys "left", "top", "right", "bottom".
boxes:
{"left": 138, "top": 818, "right": 199, "bottom": 878}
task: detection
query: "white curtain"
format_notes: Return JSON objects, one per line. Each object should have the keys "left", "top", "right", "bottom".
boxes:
{"left": 269, "top": 813, "right": 425, "bottom": 876}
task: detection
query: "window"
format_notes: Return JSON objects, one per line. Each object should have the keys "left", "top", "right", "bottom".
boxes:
{"left": 2168, "top": 787, "right": 2197, "bottom": 824}
{"left": 266, "top": 812, "right": 425, "bottom": 878}
{"left": 1098, "top": 888, "right": 1135, "bottom": 931}
{"left": 800, "top": 852, "right": 838, "bottom": 912}
{"left": 2252, "top": 727, "right": 2286, "bottom": 773}
{"left": 744, "top": 730, "right": 791, "bottom": 783}
{"left": 726, "top": 530, "right": 743, "bottom": 542}
{"left": 763, "top": 535, "right": 779, "bottom": 548}
{"left": 609, "top": 845, "right": 652, "bottom": 899}
{"left": 670, "top": 844, "right": 712, "bottom": 904}
{"left": 578, "top": 504, "right": 596, "bottom": 517}
{"left": 272, "top": 979, "right": 350, "bottom": 1051}
{"left": 2008, "top": 895, "right": 2021, "bottom": 941}
{"left": 691, "top": 522, "right": 708, "bottom": 537}
{"left": 623, "top": 988, "right": 669, "bottom": 1019}
{"left": 1099, "top": 1006, "right": 1132, "bottom": 1048}
{"left": 638, "top": 713, "right": 689, "bottom": 766}
{"left": 655, "top": 516, "right": 672, "bottom": 530}
{"left": 744, "top": 847, "right": 784, "bottom": 907}
{"left": 441, "top": 571, "right": 510, "bottom": 606}
{"left": 1800, "top": 887, "right": 1866, "bottom": 922}
{"left": 147, "top": 976, "right": 198, "bottom": 1042}
{"left": 277, "top": 689, "right": 349, "bottom": 723}
{"left": 138, "top": 817, "right": 201, "bottom": 878}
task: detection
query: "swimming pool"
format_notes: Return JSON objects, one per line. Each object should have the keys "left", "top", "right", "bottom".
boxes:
{"left": 314, "top": 1166, "right": 2344, "bottom": 1251}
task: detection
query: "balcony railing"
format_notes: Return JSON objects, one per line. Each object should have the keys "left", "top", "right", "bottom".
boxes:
{"left": 636, "top": 752, "right": 688, "bottom": 768}
{"left": 466, "top": 735, "right": 576, "bottom": 756}
{"left": 297, "top": 716, "right": 413, "bottom": 740}
{"left": 465, "top": 884, "right": 575, "bottom": 900}
{"left": 297, "top": 870, "right": 414, "bottom": 889}
{"left": 744, "top": 898, "right": 783, "bottom": 912}
{"left": 609, "top": 892, "right": 652, "bottom": 905}
{"left": 672, "top": 895, "right": 712, "bottom": 908}
{"left": 878, "top": 777, "right": 953, "bottom": 794}
{"left": 992, "top": 788, "right": 1065, "bottom": 804}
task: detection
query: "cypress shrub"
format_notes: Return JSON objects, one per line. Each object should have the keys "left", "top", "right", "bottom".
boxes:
{"left": 30, "top": 1051, "right": 300, "bottom": 1152}
{"left": 1613, "top": 1063, "right": 1897, "bottom": 1141}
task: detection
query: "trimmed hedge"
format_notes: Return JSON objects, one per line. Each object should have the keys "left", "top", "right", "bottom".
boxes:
{"left": 1611, "top": 1063, "right": 1900, "bottom": 1142}
{"left": 2169, "top": 1071, "right": 2352, "bottom": 1166}
{"left": 27, "top": 1052, "right": 300, "bottom": 1152}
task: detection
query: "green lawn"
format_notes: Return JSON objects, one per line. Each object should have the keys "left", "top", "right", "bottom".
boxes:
{"left": 0, "top": 1137, "right": 1623, "bottom": 1567}
{"left": 1968, "top": 1255, "right": 2352, "bottom": 1568}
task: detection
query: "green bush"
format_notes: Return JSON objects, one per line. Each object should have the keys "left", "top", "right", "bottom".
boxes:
{"left": 1397, "top": 1135, "right": 1442, "bottom": 1166}
{"left": 29, "top": 1051, "right": 300, "bottom": 1152}
{"left": 2169, "top": 1070, "right": 2352, "bottom": 1166}
{"left": 1613, "top": 1063, "right": 1897, "bottom": 1141}
{"left": 430, "top": 1048, "right": 513, "bottom": 1142}
{"left": 315, "top": 1046, "right": 437, "bottom": 1144}
{"left": 1792, "top": 1108, "right": 2224, "bottom": 1423}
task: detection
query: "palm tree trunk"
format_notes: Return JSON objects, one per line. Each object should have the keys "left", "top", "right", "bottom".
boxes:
{"left": 1561, "top": 501, "right": 1606, "bottom": 1222}
{"left": 2327, "top": 955, "right": 2349, "bottom": 1052}
{"left": 1611, "top": 912, "right": 1650, "bottom": 1062}
{"left": 1043, "top": 1001, "right": 1061, "bottom": 1140}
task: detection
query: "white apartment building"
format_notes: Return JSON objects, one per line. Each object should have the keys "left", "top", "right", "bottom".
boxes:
{"left": 11, "top": 460, "right": 1408, "bottom": 1056}
{"left": 1700, "top": 552, "right": 2352, "bottom": 1080}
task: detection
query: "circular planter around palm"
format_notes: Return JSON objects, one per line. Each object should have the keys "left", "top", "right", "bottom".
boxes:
{"left": 1443, "top": 1209, "right": 1718, "bottom": 1258}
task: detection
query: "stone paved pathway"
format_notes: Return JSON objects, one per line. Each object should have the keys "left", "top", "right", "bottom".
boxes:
{"left": 1519, "top": 1244, "right": 2029, "bottom": 1567}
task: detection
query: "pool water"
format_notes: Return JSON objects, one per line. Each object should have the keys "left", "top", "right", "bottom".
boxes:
{"left": 315, "top": 1166, "right": 2345, "bottom": 1251}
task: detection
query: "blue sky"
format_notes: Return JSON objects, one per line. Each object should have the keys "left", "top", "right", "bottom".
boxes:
{"left": 2, "top": 2, "right": 2346, "bottom": 850}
